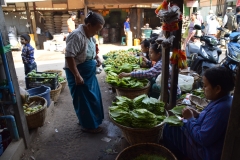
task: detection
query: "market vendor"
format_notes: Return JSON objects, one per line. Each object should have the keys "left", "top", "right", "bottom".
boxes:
{"left": 139, "top": 39, "right": 151, "bottom": 68}
{"left": 119, "top": 40, "right": 181, "bottom": 99}
{"left": 163, "top": 66, "right": 235, "bottom": 160}
{"left": 64, "top": 12, "right": 105, "bottom": 133}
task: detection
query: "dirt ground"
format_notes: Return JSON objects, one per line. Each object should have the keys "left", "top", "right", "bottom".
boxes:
{"left": 14, "top": 44, "right": 140, "bottom": 160}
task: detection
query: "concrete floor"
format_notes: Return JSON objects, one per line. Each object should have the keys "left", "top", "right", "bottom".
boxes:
{"left": 12, "top": 44, "right": 140, "bottom": 160}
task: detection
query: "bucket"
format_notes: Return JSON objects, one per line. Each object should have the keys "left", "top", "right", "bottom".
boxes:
{"left": 134, "top": 39, "right": 140, "bottom": 46}
{"left": 27, "top": 85, "right": 51, "bottom": 107}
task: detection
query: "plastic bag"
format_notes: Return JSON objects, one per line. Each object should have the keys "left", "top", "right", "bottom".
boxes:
{"left": 178, "top": 74, "right": 194, "bottom": 92}
{"left": 19, "top": 87, "right": 29, "bottom": 104}
{"left": 155, "top": 74, "right": 162, "bottom": 86}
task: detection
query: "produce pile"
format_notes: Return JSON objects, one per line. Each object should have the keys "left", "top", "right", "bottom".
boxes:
{"left": 27, "top": 70, "right": 58, "bottom": 78}
{"left": 103, "top": 49, "right": 140, "bottom": 66}
{"left": 109, "top": 94, "right": 185, "bottom": 128}
{"left": 133, "top": 154, "right": 167, "bottom": 160}
{"left": 58, "top": 76, "right": 66, "bottom": 83}
{"left": 103, "top": 50, "right": 149, "bottom": 89}
{"left": 106, "top": 71, "right": 149, "bottom": 88}
{"left": 23, "top": 103, "right": 44, "bottom": 115}
{"left": 192, "top": 88, "right": 204, "bottom": 98}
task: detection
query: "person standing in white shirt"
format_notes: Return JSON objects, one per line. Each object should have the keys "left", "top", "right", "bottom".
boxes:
{"left": 206, "top": 15, "right": 220, "bottom": 37}
{"left": 67, "top": 12, "right": 76, "bottom": 33}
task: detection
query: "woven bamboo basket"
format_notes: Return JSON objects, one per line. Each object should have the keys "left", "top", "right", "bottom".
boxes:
{"left": 116, "top": 143, "right": 177, "bottom": 160}
{"left": 25, "top": 96, "right": 47, "bottom": 129}
{"left": 60, "top": 79, "right": 67, "bottom": 93}
{"left": 109, "top": 112, "right": 165, "bottom": 145}
{"left": 43, "top": 70, "right": 63, "bottom": 76}
{"left": 114, "top": 81, "right": 151, "bottom": 99}
{"left": 50, "top": 83, "right": 62, "bottom": 102}
{"left": 189, "top": 95, "right": 209, "bottom": 111}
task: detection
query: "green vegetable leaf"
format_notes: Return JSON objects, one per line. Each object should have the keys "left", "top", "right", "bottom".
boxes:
{"left": 169, "top": 105, "right": 186, "bottom": 116}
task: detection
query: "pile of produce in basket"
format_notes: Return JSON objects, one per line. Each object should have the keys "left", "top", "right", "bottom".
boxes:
{"left": 133, "top": 154, "right": 167, "bottom": 160}
{"left": 109, "top": 94, "right": 185, "bottom": 128}
{"left": 192, "top": 88, "right": 205, "bottom": 98}
{"left": 106, "top": 71, "right": 149, "bottom": 89}
{"left": 23, "top": 103, "right": 44, "bottom": 115}
{"left": 58, "top": 76, "right": 66, "bottom": 83}
{"left": 104, "top": 63, "right": 139, "bottom": 74}
{"left": 103, "top": 49, "right": 139, "bottom": 66}
{"left": 27, "top": 70, "right": 57, "bottom": 78}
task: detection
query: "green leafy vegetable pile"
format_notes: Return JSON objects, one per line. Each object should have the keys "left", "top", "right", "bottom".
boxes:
{"left": 133, "top": 154, "right": 167, "bottom": 160}
{"left": 27, "top": 70, "right": 57, "bottom": 78}
{"left": 192, "top": 89, "right": 205, "bottom": 98}
{"left": 109, "top": 95, "right": 166, "bottom": 128}
{"left": 106, "top": 71, "right": 148, "bottom": 88}
{"left": 103, "top": 50, "right": 139, "bottom": 66}
{"left": 58, "top": 76, "right": 66, "bottom": 83}
{"left": 110, "top": 95, "right": 186, "bottom": 128}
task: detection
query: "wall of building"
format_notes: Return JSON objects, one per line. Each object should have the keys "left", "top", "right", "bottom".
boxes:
{"left": 4, "top": 12, "right": 29, "bottom": 35}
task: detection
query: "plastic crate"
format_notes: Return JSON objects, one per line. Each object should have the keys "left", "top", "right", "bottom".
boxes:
{"left": 25, "top": 72, "right": 58, "bottom": 90}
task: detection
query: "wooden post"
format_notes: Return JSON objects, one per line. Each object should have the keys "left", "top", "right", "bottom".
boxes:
{"left": 130, "top": 8, "right": 137, "bottom": 39}
{"left": 84, "top": 0, "right": 88, "bottom": 16}
{"left": 160, "top": 31, "right": 170, "bottom": 106}
{"left": 24, "top": 3, "right": 33, "bottom": 34}
{"left": 137, "top": 8, "right": 143, "bottom": 39}
{"left": 0, "top": 6, "right": 30, "bottom": 148}
{"left": 168, "top": 0, "right": 183, "bottom": 110}
{"left": 221, "top": 63, "right": 240, "bottom": 160}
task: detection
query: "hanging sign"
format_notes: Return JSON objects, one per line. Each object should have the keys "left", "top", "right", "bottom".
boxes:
{"left": 237, "top": 0, "right": 240, "bottom": 6}
{"left": 186, "top": 1, "right": 198, "bottom": 7}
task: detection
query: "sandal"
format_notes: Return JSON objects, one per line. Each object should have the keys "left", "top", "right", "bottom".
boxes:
{"left": 81, "top": 127, "right": 103, "bottom": 134}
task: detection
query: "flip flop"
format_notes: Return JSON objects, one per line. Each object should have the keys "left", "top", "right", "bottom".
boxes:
{"left": 81, "top": 127, "right": 103, "bottom": 134}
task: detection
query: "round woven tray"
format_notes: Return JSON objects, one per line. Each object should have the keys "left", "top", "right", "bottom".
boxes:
{"left": 43, "top": 70, "right": 63, "bottom": 77}
{"left": 60, "top": 80, "right": 67, "bottom": 93}
{"left": 25, "top": 96, "right": 47, "bottom": 129}
{"left": 116, "top": 143, "right": 177, "bottom": 160}
{"left": 189, "top": 95, "right": 208, "bottom": 111}
{"left": 50, "top": 83, "right": 62, "bottom": 102}
{"left": 109, "top": 112, "right": 164, "bottom": 145}
{"left": 114, "top": 81, "right": 151, "bottom": 99}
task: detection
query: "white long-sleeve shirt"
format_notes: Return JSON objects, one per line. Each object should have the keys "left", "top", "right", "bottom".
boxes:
{"left": 222, "top": 14, "right": 228, "bottom": 27}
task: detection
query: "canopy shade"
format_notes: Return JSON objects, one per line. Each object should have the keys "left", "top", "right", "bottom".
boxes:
{"left": 86, "top": 0, "right": 163, "bottom": 5}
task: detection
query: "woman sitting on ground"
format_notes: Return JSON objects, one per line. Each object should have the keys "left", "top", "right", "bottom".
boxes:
{"left": 119, "top": 41, "right": 181, "bottom": 99}
{"left": 163, "top": 66, "right": 235, "bottom": 160}
{"left": 139, "top": 39, "right": 151, "bottom": 68}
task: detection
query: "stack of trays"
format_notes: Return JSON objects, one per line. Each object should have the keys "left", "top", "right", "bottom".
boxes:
{"left": 54, "top": 15, "right": 62, "bottom": 34}
{"left": 61, "top": 14, "right": 69, "bottom": 34}
{"left": 43, "top": 12, "right": 54, "bottom": 35}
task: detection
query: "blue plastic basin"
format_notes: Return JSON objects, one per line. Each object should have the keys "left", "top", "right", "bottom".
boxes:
{"left": 27, "top": 85, "right": 51, "bottom": 107}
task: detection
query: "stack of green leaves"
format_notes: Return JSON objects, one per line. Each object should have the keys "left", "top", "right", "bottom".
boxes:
{"left": 192, "top": 89, "right": 205, "bottom": 98}
{"left": 133, "top": 94, "right": 148, "bottom": 109}
{"left": 106, "top": 73, "right": 148, "bottom": 89}
{"left": 109, "top": 107, "right": 132, "bottom": 127}
{"left": 131, "top": 109, "right": 158, "bottom": 128}
{"left": 163, "top": 105, "right": 186, "bottom": 126}
{"left": 112, "top": 96, "right": 133, "bottom": 110}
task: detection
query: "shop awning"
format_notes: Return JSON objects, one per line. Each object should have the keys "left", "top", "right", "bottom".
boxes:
{"left": 86, "top": 0, "right": 163, "bottom": 5}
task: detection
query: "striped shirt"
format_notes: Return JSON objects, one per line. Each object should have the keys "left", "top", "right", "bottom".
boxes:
{"left": 21, "top": 43, "right": 35, "bottom": 64}
{"left": 65, "top": 25, "right": 95, "bottom": 68}
{"left": 131, "top": 60, "right": 181, "bottom": 95}
{"left": 183, "top": 95, "right": 232, "bottom": 160}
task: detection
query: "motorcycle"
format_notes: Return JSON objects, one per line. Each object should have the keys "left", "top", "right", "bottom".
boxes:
{"left": 186, "top": 25, "right": 222, "bottom": 75}
{"left": 222, "top": 32, "right": 240, "bottom": 77}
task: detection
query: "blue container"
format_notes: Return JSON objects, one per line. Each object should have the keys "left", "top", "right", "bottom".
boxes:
{"left": 0, "top": 144, "right": 3, "bottom": 156}
{"left": 27, "top": 85, "right": 51, "bottom": 107}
